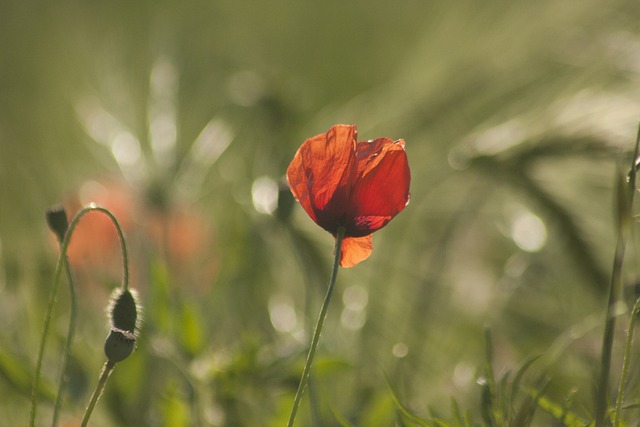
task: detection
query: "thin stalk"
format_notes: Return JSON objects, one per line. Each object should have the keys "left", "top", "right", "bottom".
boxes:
{"left": 308, "top": 376, "right": 322, "bottom": 427}
{"left": 613, "top": 297, "right": 640, "bottom": 426}
{"left": 51, "top": 258, "right": 77, "bottom": 427}
{"left": 30, "top": 205, "right": 129, "bottom": 427}
{"left": 595, "top": 232, "right": 627, "bottom": 427}
{"left": 80, "top": 361, "right": 116, "bottom": 427}
{"left": 287, "top": 227, "right": 345, "bottom": 427}
{"left": 594, "top": 123, "right": 640, "bottom": 427}
{"left": 611, "top": 123, "right": 640, "bottom": 427}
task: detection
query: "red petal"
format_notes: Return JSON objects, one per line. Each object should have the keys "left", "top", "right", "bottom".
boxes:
{"left": 286, "top": 125, "right": 358, "bottom": 232}
{"left": 355, "top": 137, "right": 396, "bottom": 171}
{"left": 347, "top": 138, "right": 410, "bottom": 236}
{"left": 339, "top": 235, "right": 373, "bottom": 267}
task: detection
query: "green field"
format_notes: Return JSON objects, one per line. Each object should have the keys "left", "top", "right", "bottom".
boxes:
{"left": 1, "top": 1, "right": 640, "bottom": 425}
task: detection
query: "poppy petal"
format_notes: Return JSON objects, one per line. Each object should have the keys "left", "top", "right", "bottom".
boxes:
{"left": 286, "top": 145, "right": 318, "bottom": 224}
{"left": 347, "top": 139, "right": 410, "bottom": 235}
{"left": 286, "top": 124, "right": 358, "bottom": 232}
{"left": 355, "top": 137, "right": 397, "bottom": 171}
{"left": 339, "top": 235, "right": 373, "bottom": 268}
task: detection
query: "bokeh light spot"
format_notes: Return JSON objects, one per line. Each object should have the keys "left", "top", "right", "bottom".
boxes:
{"left": 342, "top": 285, "right": 368, "bottom": 311}
{"left": 193, "top": 119, "right": 233, "bottom": 164}
{"left": 340, "top": 307, "right": 367, "bottom": 331}
{"left": 111, "top": 131, "right": 141, "bottom": 167}
{"left": 453, "top": 363, "right": 474, "bottom": 389}
{"left": 268, "top": 294, "right": 297, "bottom": 334}
{"left": 392, "top": 342, "right": 409, "bottom": 358}
{"left": 511, "top": 210, "right": 547, "bottom": 252}
{"left": 251, "top": 176, "right": 278, "bottom": 215}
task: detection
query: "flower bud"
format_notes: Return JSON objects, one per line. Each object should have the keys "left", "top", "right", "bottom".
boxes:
{"left": 108, "top": 289, "right": 138, "bottom": 333}
{"left": 104, "top": 329, "right": 136, "bottom": 363}
{"left": 46, "top": 205, "right": 69, "bottom": 243}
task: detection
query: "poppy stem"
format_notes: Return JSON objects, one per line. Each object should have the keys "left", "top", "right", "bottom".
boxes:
{"left": 50, "top": 257, "right": 77, "bottom": 427}
{"left": 30, "top": 205, "right": 128, "bottom": 427}
{"left": 80, "top": 360, "right": 116, "bottom": 427}
{"left": 287, "top": 227, "right": 345, "bottom": 427}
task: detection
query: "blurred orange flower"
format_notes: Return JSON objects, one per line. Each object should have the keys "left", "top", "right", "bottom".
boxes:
{"left": 64, "top": 180, "right": 135, "bottom": 270}
{"left": 286, "top": 124, "right": 410, "bottom": 267}
{"left": 55, "top": 178, "right": 216, "bottom": 294}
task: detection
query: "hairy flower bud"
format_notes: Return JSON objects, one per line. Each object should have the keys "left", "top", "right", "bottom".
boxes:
{"left": 108, "top": 289, "right": 139, "bottom": 333}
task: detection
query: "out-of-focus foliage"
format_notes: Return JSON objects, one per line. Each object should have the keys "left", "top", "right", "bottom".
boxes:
{"left": 1, "top": 0, "right": 640, "bottom": 425}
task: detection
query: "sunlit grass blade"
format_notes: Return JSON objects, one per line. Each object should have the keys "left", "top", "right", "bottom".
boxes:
{"left": 450, "top": 399, "right": 472, "bottom": 427}
{"left": 511, "top": 377, "right": 548, "bottom": 427}
{"left": 383, "top": 373, "right": 434, "bottom": 427}
{"left": 510, "top": 354, "right": 543, "bottom": 407}
{"left": 480, "top": 328, "right": 499, "bottom": 427}
{"left": 532, "top": 392, "right": 590, "bottom": 427}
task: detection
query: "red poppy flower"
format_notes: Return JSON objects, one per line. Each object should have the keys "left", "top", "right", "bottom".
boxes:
{"left": 287, "top": 124, "right": 410, "bottom": 267}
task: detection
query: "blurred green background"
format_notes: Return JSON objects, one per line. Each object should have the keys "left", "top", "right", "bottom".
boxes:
{"left": 1, "top": 0, "right": 640, "bottom": 425}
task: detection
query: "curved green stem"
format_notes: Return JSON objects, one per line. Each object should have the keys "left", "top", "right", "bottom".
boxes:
{"left": 613, "top": 297, "right": 640, "bottom": 427}
{"left": 287, "top": 227, "right": 344, "bottom": 427}
{"left": 81, "top": 361, "right": 116, "bottom": 427}
{"left": 30, "top": 205, "right": 129, "bottom": 427}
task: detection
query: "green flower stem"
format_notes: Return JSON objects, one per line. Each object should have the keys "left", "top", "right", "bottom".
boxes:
{"left": 51, "top": 257, "right": 77, "bottom": 427}
{"left": 613, "top": 297, "right": 640, "bottom": 427}
{"left": 81, "top": 360, "right": 116, "bottom": 427}
{"left": 30, "top": 205, "right": 129, "bottom": 427}
{"left": 287, "top": 226, "right": 345, "bottom": 427}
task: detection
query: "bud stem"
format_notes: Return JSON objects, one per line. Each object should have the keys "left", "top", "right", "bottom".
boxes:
{"left": 30, "top": 205, "right": 129, "bottom": 427}
{"left": 51, "top": 258, "right": 77, "bottom": 427}
{"left": 81, "top": 360, "right": 116, "bottom": 427}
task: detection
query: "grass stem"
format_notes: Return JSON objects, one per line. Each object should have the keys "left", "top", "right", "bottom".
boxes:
{"left": 594, "top": 123, "right": 640, "bottom": 427}
{"left": 613, "top": 297, "right": 640, "bottom": 427}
